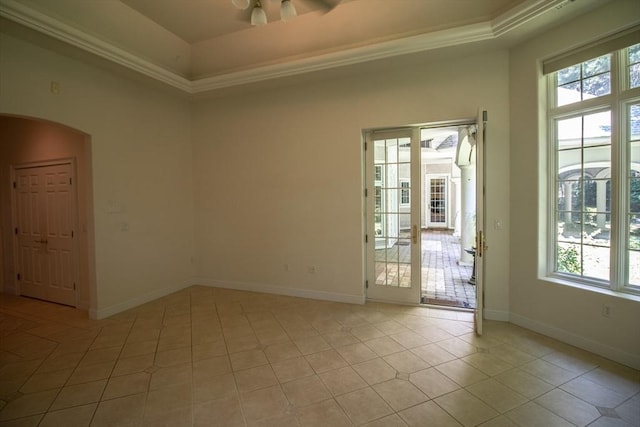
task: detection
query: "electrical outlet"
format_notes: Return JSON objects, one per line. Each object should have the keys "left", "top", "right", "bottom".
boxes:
{"left": 602, "top": 304, "right": 612, "bottom": 318}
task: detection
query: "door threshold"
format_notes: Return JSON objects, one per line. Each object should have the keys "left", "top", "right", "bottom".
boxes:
{"left": 20, "top": 295, "right": 76, "bottom": 308}
{"left": 419, "top": 301, "right": 474, "bottom": 313}
{"left": 366, "top": 297, "right": 474, "bottom": 313}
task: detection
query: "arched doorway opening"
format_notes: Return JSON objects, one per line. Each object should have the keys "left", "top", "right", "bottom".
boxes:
{"left": 0, "top": 115, "right": 96, "bottom": 315}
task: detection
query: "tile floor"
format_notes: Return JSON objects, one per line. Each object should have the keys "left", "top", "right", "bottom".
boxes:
{"left": 0, "top": 286, "right": 638, "bottom": 426}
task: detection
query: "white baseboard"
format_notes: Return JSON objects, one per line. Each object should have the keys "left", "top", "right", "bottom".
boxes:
{"left": 90, "top": 279, "right": 199, "bottom": 320}
{"left": 90, "top": 278, "right": 364, "bottom": 319}
{"left": 484, "top": 309, "right": 509, "bottom": 321}
{"left": 510, "top": 312, "right": 640, "bottom": 370}
{"left": 197, "top": 278, "right": 366, "bottom": 305}
{"left": 85, "top": 278, "right": 638, "bottom": 369}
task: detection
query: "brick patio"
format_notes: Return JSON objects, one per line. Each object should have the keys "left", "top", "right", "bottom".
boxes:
{"left": 374, "top": 229, "right": 476, "bottom": 309}
{"left": 421, "top": 229, "right": 476, "bottom": 309}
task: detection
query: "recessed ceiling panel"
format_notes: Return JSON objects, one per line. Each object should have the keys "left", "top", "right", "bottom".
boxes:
{"left": 2, "top": 0, "right": 605, "bottom": 91}
{"left": 120, "top": 0, "right": 340, "bottom": 43}
{"left": 119, "top": 0, "right": 525, "bottom": 44}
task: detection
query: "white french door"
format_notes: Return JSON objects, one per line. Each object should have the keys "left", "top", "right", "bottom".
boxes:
{"left": 475, "top": 110, "right": 487, "bottom": 335}
{"left": 13, "top": 162, "right": 77, "bottom": 306}
{"left": 364, "top": 111, "right": 486, "bottom": 330}
{"left": 366, "top": 129, "right": 421, "bottom": 304}
{"left": 426, "top": 175, "right": 449, "bottom": 228}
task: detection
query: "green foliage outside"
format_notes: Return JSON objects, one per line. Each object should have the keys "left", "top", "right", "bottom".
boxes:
{"left": 557, "top": 55, "right": 611, "bottom": 98}
{"left": 558, "top": 245, "right": 581, "bottom": 274}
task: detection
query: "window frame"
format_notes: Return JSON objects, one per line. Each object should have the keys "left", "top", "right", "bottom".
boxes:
{"left": 546, "top": 43, "right": 640, "bottom": 296}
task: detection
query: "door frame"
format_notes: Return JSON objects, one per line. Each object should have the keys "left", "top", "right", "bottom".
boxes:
{"left": 363, "top": 114, "right": 486, "bottom": 331}
{"left": 474, "top": 109, "right": 487, "bottom": 335}
{"left": 11, "top": 158, "right": 80, "bottom": 307}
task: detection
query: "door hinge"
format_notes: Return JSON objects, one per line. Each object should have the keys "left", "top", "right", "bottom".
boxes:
{"left": 365, "top": 234, "right": 368, "bottom": 243}
{"left": 13, "top": 181, "right": 17, "bottom": 189}
{"left": 364, "top": 188, "right": 368, "bottom": 197}
{"left": 365, "top": 280, "right": 369, "bottom": 289}
{"left": 69, "top": 177, "right": 72, "bottom": 185}
{"left": 71, "top": 230, "right": 74, "bottom": 238}
{"left": 73, "top": 283, "right": 76, "bottom": 290}
{"left": 364, "top": 141, "right": 367, "bottom": 151}
{"left": 17, "top": 273, "right": 21, "bottom": 281}
{"left": 15, "top": 227, "right": 18, "bottom": 235}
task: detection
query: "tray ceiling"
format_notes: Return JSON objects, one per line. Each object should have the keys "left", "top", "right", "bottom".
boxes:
{"left": 0, "top": 0, "right": 604, "bottom": 93}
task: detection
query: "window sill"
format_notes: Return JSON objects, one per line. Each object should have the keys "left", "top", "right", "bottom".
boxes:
{"left": 542, "top": 275, "right": 640, "bottom": 303}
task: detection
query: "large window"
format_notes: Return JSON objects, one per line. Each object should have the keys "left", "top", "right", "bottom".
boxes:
{"left": 547, "top": 37, "right": 640, "bottom": 295}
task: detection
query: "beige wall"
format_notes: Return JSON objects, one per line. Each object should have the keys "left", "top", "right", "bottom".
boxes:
{"left": 192, "top": 49, "right": 511, "bottom": 313}
{"left": 0, "top": 33, "right": 196, "bottom": 317}
{"left": 6, "top": 0, "right": 637, "bottom": 368}
{"left": 509, "top": 0, "right": 640, "bottom": 367}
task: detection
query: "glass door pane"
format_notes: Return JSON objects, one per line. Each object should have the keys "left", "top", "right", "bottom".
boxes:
{"left": 367, "top": 129, "right": 421, "bottom": 304}
{"left": 374, "top": 137, "right": 412, "bottom": 288}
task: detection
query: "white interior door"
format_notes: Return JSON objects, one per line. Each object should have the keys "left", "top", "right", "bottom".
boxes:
{"left": 366, "top": 129, "right": 421, "bottom": 304}
{"left": 14, "top": 163, "right": 77, "bottom": 306}
{"left": 475, "top": 110, "right": 487, "bottom": 335}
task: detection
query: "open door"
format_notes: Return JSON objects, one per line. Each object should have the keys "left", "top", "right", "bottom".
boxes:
{"left": 365, "top": 128, "right": 421, "bottom": 304}
{"left": 475, "top": 110, "right": 487, "bottom": 335}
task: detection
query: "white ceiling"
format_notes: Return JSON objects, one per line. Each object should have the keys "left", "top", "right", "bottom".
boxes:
{"left": 0, "top": 0, "right": 605, "bottom": 93}
{"left": 121, "top": 0, "right": 351, "bottom": 43}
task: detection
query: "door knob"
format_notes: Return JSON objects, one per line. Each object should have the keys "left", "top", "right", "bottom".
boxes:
{"left": 476, "top": 231, "right": 486, "bottom": 257}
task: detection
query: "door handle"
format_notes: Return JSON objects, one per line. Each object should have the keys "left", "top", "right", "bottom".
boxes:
{"left": 476, "top": 231, "right": 487, "bottom": 257}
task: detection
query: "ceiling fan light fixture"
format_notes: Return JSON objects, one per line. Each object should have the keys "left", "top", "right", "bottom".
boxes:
{"left": 231, "top": 0, "right": 250, "bottom": 10}
{"left": 280, "top": 0, "right": 297, "bottom": 22}
{"left": 251, "top": 0, "right": 267, "bottom": 25}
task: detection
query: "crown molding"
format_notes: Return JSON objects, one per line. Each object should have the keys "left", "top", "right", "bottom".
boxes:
{"left": 0, "top": 0, "right": 568, "bottom": 94}
{"left": 0, "top": 0, "right": 192, "bottom": 92}
{"left": 492, "top": 0, "right": 569, "bottom": 36}
{"left": 191, "top": 22, "right": 495, "bottom": 93}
